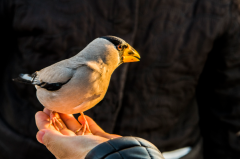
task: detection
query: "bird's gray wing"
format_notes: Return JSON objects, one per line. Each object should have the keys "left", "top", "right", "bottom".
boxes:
{"left": 36, "top": 59, "right": 85, "bottom": 91}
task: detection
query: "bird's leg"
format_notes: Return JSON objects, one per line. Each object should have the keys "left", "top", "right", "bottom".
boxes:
{"left": 49, "top": 111, "right": 63, "bottom": 131}
{"left": 80, "top": 112, "right": 91, "bottom": 135}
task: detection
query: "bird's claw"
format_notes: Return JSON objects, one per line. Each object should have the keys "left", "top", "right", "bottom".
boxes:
{"left": 82, "top": 124, "right": 86, "bottom": 135}
{"left": 76, "top": 123, "right": 90, "bottom": 135}
{"left": 75, "top": 113, "right": 91, "bottom": 135}
{"left": 49, "top": 111, "right": 63, "bottom": 131}
{"left": 81, "top": 115, "right": 91, "bottom": 135}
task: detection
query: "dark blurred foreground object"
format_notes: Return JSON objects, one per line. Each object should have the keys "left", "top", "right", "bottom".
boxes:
{"left": 1, "top": 0, "right": 240, "bottom": 159}
{"left": 86, "top": 136, "right": 164, "bottom": 159}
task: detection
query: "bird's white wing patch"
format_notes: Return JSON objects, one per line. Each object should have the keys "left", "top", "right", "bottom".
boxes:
{"left": 21, "top": 74, "right": 32, "bottom": 81}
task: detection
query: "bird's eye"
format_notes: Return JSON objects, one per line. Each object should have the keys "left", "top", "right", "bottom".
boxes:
{"left": 117, "top": 45, "right": 122, "bottom": 50}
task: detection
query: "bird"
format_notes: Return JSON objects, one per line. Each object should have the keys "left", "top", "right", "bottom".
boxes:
{"left": 13, "top": 35, "right": 140, "bottom": 134}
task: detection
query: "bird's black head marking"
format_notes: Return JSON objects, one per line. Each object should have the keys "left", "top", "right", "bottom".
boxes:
{"left": 100, "top": 35, "right": 128, "bottom": 51}
{"left": 100, "top": 36, "right": 123, "bottom": 46}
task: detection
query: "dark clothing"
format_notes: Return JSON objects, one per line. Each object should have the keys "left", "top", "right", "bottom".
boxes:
{"left": 1, "top": 0, "right": 240, "bottom": 159}
{"left": 85, "top": 136, "right": 164, "bottom": 159}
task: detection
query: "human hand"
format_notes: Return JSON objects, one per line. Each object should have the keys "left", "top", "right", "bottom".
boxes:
{"left": 35, "top": 108, "right": 121, "bottom": 159}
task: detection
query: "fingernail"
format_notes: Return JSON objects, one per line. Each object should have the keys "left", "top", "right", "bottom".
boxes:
{"left": 38, "top": 131, "right": 45, "bottom": 144}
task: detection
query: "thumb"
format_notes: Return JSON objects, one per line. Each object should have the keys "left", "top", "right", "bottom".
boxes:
{"left": 36, "top": 129, "right": 62, "bottom": 144}
{"left": 37, "top": 129, "right": 76, "bottom": 159}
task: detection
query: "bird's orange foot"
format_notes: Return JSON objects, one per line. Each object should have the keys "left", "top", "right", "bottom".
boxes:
{"left": 79, "top": 112, "right": 91, "bottom": 135}
{"left": 50, "top": 111, "right": 63, "bottom": 131}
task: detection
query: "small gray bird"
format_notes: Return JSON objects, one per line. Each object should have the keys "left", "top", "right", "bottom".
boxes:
{"left": 13, "top": 36, "right": 140, "bottom": 134}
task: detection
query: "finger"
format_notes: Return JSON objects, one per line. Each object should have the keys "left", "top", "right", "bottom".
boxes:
{"left": 59, "top": 113, "right": 82, "bottom": 134}
{"left": 79, "top": 115, "right": 121, "bottom": 139}
{"left": 36, "top": 130, "right": 45, "bottom": 144}
{"left": 43, "top": 108, "right": 51, "bottom": 115}
{"left": 35, "top": 111, "right": 53, "bottom": 130}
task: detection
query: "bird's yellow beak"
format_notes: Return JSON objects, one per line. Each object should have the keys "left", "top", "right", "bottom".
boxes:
{"left": 122, "top": 45, "right": 140, "bottom": 63}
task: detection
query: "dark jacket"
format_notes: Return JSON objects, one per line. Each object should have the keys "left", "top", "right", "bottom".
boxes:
{"left": 85, "top": 137, "right": 164, "bottom": 159}
{"left": 1, "top": 0, "right": 240, "bottom": 158}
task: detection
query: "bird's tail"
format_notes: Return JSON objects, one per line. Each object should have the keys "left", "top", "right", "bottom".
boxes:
{"left": 12, "top": 73, "right": 36, "bottom": 84}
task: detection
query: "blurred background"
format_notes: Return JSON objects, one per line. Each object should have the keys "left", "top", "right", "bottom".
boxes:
{"left": 1, "top": 0, "right": 240, "bottom": 158}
